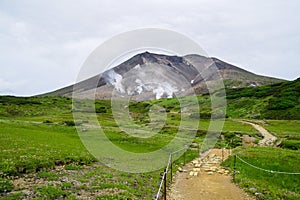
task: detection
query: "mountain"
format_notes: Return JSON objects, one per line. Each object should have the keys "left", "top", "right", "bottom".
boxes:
{"left": 43, "top": 52, "right": 284, "bottom": 100}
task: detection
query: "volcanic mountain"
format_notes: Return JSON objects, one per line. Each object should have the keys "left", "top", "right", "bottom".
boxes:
{"left": 44, "top": 52, "right": 284, "bottom": 100}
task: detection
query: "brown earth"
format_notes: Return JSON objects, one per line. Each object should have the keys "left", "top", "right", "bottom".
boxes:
{"left": 168, "top": 149, "right": 254, "bottom": 200}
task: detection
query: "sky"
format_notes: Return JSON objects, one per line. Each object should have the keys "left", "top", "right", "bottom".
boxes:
{"left": 0, "top": 0, "right": 299, "bottom": 96}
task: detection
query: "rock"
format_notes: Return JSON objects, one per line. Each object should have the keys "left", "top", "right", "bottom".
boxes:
{"left": 189, "top": 171, "right": 198, "bottom": 176}
{"left": 209, "top": 167, "right": 218, "bottom": 172}
{"left": 178, "top": 167, "right": 183, "bottom": 172}
{"left": 249, "top": 187, "right": 257, "bottom": 193}
{"left": 210, "top": 154, "right": 216, "bottom": 158}
{"left": 192, "top": 160, "right": 199, "bottom": 165}
{"left": 195, "top": 164, "right": 201, "bottom": 168}
{"left": 193, "top": 168, "right": 200, "bottom": 172}
{"left": 22, "top": 189, "right": 31, "bottom": 196}
{"left": 207, "top": 172, "right": 213, "bottom": 175}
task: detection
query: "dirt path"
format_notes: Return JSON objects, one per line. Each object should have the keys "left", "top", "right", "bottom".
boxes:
{"left": 238, "top": 120, "right": 277, "bottom": 146}
{"left": 168, "top": 149, "right": 254, "bottom": 200}
{"left": 168, "top": 120, "right": 278, "bottom": 199}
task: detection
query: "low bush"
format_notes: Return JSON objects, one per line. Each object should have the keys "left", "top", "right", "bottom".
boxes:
{"left": 64, "top": 120, "right": 75, "bottom": 126}
{"left": 280, "top": 140, "right": 300, "bottom": 150}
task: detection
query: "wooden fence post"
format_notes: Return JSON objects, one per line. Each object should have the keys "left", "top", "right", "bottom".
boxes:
{"left": 233, "top": 154, "right": 237, "bottom": 181}
{"left": 222, "top": 148, "right": 224, "bottom": 162}
{"left": 164, "top": 169, "right": 167, "bottom": 200}
{"left": 170, "top": 154, "right": 173, "bottom": 182}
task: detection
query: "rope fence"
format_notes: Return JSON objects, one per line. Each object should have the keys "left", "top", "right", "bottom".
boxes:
{"left": 235, "top": 154, "right": 300, "bottom": 175}
{"left": 154, "top": 142, "right": 231, "bottom": 200}
{"left": 154, "top": 142, "right": 216, "bottom": 200}
{"left": 154, "top": 147, "right": 186, "bottom": 200}
{"left": 154, "top": 142, "right": 300, "bottom": 199}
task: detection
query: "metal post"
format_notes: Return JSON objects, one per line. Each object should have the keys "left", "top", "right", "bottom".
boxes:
{"left": 183, "top": 151, "right": 186, "bottom": 165}
{"left": 233, "top": 154, "right": 237, "bottom": 181}
{"left": 164, "top": 169, "right": 167, "bottom": 200}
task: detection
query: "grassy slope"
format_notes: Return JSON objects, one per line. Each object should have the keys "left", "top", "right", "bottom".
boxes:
{"left": 226, "top": 78, "right": 300, "bottom": 119}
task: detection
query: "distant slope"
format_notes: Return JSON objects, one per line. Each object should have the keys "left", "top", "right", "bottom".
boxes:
{"left": 42, "top": 52, "right": 284, "bottom": 100}
{"left": 1, "top": 78, "right": 299, "bottom": 120}
{"left": 226, "top": 78, "right": 300, "bottom": 119}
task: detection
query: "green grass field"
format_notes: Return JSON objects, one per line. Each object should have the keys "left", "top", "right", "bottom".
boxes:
{"left": 0, "top": 96, "right": 202, "bottom": 199}
{"left": 0, "top": 121, "right": 95, "bottom": 176}
{"left": 222, "top": 147, "right": 300, "bottom": 200}
{"left": 0, "top": 118, "right": 200, "bottom": 199}
{"left": 0, "top": 94, "right": 299, "bottom": 199}
{"left": 263, "top": 120, "right": 300, "bottom": 139}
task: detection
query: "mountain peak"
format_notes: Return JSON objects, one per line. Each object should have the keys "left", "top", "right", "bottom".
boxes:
{"left": 43, "top": 52, "right": 285, "bottom": 100}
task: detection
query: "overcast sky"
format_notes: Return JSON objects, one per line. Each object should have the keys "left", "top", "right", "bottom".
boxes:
{"left": 1, "top": 0, "right": 299, "bottom": 96}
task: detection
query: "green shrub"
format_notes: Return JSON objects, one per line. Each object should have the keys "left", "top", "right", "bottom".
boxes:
{"left": 280, "top": 140, "right": 300, "bottom": 150}
{"left": 200, "top": 112, "right": 211, "bottom": 119}
{"left": 95, "top": 106, "right": 107, "bottom": 113}
{"left": 195, "top": 129, "right": 206, "bottom": 137}
{"left": 267, "top": 97, "right": 297, "bottom": 110}
{"left": 222, "top": 132, "right": 243, "bottom": 148}
{"left": 43, "top": 120, "right": 53, "bottom": 124}
{"left": 64, "top": 120, "right": 75, "bottom": 126}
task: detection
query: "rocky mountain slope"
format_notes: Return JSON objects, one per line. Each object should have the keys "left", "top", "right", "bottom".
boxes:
{"left": 43, "top": 52, "right": 284, "bottom": 100}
